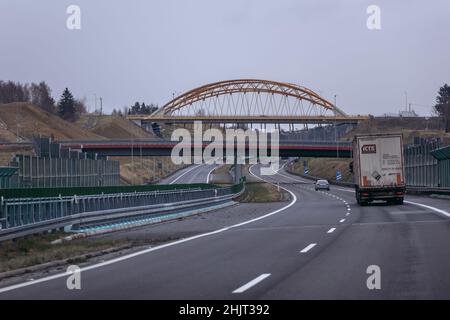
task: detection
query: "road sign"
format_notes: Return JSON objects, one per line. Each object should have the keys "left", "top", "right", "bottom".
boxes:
{"left": 336, "top": 170, "right": 342, "bottom": 181}
{"left": 304, "top": 167, "right": 309, "bottom": 175}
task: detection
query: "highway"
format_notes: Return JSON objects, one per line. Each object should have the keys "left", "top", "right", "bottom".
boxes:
{"left": 158, "top": 163, "right": 218, "bottom": 184}
{"left": 1, "top": 163, "right": 450, "bottom": 299}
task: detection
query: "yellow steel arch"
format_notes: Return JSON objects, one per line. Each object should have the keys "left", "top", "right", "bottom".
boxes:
{"left": 159, "top": 79, "right": 347, "bottom": 117}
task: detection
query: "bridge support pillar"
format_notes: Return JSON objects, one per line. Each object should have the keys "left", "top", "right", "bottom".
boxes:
{"left": 234, "top": 163, "right": 242, "bottom": 183}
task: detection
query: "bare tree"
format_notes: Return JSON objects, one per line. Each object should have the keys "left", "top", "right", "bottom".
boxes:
{"left": 30, "top": 81, "right": 55, "bottom": 113}
{"left": 0, "top": 81, "right": 30, "bottom": 104}
{"left": 74, "top": 97, "right": 87, "bottom": 116}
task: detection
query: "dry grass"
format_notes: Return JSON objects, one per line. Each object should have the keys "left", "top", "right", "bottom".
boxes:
{"left": 0, "top": 232, "right": 128, "bottom": 273}
{"left": 76, "top": 114, "right": 155, "bottom": 139}
{"left": 236, "top": 165, "right": 290, "bottom": 202}
{"left": 344, "top": 118, "right": 450, "bottom": 144}
{"left": 0, "top": 106, "right": 188, "bottom": 184}
{"left": 0, "top": 145, "right": 35, "bottom": 166}
{"left": 291, "top": 158, "right": 353, "bottom": 182}
{"left": 237, "top": 182, "right": 289, "bottom": 202}
{"left": 113, "top": 156, "right": 185, "bottom": 184}
{"left": 0, "top": 103, "right": 102, "bottom": 140}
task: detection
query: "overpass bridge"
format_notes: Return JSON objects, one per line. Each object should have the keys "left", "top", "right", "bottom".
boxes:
{"left": 60, "top": 139, "right": 352, "bottom": 158}
{"left": 127, "top": 79, "right": 369, "bottom": 127}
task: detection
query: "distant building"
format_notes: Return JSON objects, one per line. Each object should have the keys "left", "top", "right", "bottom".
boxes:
{"left": 399, "top": 110, "right": 419, "bottom": 117}
{"left": 382, "top": 110, "right": 419, "bottom": 117}
{"left": 382, "top": 112, "right": 399, "bottom": 117}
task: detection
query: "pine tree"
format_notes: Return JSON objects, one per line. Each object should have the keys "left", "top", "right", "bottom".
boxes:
{"left": 57, "top": 88, "right": 76, "bottom": 121}
{"left": 434, "top": 84, "right": 450, "bottom": 132}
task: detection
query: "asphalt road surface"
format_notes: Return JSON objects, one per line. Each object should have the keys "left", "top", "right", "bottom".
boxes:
{"left": 158, "top": 164, "right": 217, "bottom": 184}
{"left": 1, "top": 163, "right": 450, "bottom": 299}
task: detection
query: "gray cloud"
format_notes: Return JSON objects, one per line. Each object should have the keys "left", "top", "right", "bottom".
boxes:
{"left": 0, "top": 0, "right": 448, "bottom": 116}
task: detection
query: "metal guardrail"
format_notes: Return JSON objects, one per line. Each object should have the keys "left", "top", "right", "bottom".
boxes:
{"left": 0, "top": 180, "right": 245, "bottom": 241}
{"left": 286, "top": 163, "right": 450, "bottom": 195}
{"left": 404, "top": 186, "right": 450, "bottom": 195}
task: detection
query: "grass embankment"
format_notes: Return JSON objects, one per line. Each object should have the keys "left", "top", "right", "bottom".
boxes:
{"left": 0, "top": 103, "right": 103, "bottom": 141}
{"left": 115, "top": 156, "right": 186, "bottom": 184}
{"left": 237, "top": 165, "right": 290, "bottom": 203}
{"left": 0, "top": 233, "right": 129, "bottom": 273}
{"left": 290, "top": 158, "right": 353, "bottom": 183}
{"left": 237, "top": 182, "right": 288, "bottom": 202}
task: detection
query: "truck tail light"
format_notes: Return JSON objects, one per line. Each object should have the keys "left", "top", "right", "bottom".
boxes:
{"left": 395, "top": 192, "right": 404, "bottom": 196}
{"left": 362, "top": 192, "right": 369, "bottom": 196}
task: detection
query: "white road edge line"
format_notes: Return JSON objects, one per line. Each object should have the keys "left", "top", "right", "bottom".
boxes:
{"left": 0, "top": 164, "right": 297, "bottom": 295}
{"left": 300, "top": 243, "right": 317, "bottom": 253}
{"left": 169, "top": 164, "right": 201, "bottom": 184}
{"left": 327, "top": 228, "right": 336, "bottom": 234}
{"left": 206, "top": 165, "right": 218, "bottom": 184}
{"left": 232, "top": 273, "right": 271, "bottom": 293}
{"left": 275, "top": 168, "right": 450, "bottom": 220}
{"left": 404, "top": 200, "right": 450, "bottom": 218}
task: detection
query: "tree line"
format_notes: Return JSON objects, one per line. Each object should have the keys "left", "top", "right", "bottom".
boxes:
{"left": 0, "top": 80, "right": 86, "bottom": 121}
{"left": 112, "top": 102, "right": 159, "bottom": 116}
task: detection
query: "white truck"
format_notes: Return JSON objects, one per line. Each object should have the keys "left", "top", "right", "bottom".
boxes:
{"left": 353, "top": 134, "right": 405, "bottom": 205}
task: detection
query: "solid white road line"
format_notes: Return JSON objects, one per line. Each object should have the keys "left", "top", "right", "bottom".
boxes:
{"left": 206, "top": 165, "right": 218, "bottom": 184}
{"left": 334, "top": 187, "right": 354, "bottom": 193}
{"left": 404, "top": 201, "right": 450, "bottom": 218}
{"left": 330, "top": 186, "right": 450, "bottom": 219}
{"left": 327, "top": 228, "right": 336, "bottom": 234}
{"left": 169, "top": 164, "right": 201, "bottom": 184}
{"left": 300, "top": 243, "right": 317, "bottom": 253}
{"left": 277, "top": 166, "right": 450, "bottom": 222}
{"left": 0, "top": 164, "right": 298, "bottom": 295}
{"left": 389, "top": 210, "right": 430, "bottom": 215}
{"left": 232, "top": 274, "right": 271, "bottom": 293}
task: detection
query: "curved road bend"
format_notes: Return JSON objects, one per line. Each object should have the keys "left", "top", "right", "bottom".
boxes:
{"left": 158, "top": 163, "right": 218, "bottom": 184}
{"left": 1, "top": 164, "right": 450, "bottom": 299}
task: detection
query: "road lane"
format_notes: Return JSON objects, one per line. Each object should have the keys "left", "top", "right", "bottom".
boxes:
{"left": 158, "top": 163, "right": 217, "bottom": 184}
{"left": 1, "top": 164, "right": 450, "bottom": 299}
{"left": 0, "top": 164, "right": 342, "bottom": 299}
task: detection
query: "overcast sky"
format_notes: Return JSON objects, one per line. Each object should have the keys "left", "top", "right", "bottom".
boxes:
{"left": 0, "top": 0, "right": 449, "bottom": 116}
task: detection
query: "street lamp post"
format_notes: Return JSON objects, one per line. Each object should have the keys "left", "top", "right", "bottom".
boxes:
{"left": 334, "top": 95, "right": 339, "bottom": 159}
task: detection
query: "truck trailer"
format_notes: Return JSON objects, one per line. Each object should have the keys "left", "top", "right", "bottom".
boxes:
{"left": 353, "top": 134, "right": 405, "bottom": 205}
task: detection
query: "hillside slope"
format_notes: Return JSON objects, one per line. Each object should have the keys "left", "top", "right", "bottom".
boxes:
{"left": 343, "top": 117, "right": 450, "bottom": 145}
{"left": 0, "top": 103, "right": 103, "bottom": 141}
{"left": 0, "top": 105, "right": 184, "bottom": 184}
{"left": 76, "top": 114, "right": 156, "bottom": 139}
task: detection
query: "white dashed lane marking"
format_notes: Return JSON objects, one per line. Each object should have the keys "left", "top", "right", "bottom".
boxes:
{"left": 300, "top": 243, "right": 317, "bottom": 253}
{"left": 233, "top": 274, "right": 271, "bottom": 294}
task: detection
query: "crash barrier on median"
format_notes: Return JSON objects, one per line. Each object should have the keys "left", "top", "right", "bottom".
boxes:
{"left": 0, "top": 179, "right": 245, "bottom": 240}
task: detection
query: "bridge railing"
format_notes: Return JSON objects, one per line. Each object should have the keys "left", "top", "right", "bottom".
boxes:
{"left": 0, "top": 181, "right": 245, "bottom": 240}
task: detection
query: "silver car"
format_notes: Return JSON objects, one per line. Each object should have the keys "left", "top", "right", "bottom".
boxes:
{"left": 315, "top": 179, "right": 330, "bottom": 191}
